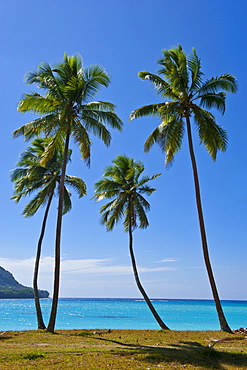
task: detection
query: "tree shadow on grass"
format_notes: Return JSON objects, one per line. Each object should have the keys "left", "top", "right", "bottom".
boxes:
{"left": 92, "top": 336, "right": 247, "bottom": 369}
{"left": 0, "top": 335, "right": 12, "bottom": 340}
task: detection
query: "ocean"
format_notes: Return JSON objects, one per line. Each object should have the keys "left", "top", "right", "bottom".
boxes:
{"left": 0, "top": 298, "right": 246, "bottom": 331}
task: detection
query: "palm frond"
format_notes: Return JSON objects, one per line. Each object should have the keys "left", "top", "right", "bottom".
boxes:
{"left": 82, "top": 111, "right": 112, "bottom": 147}
{"left": 130, "top": 103, "right": 164, "bottom": 121}
{"left": 144, "top": 126, "right": 162, "bottom": 153}
{"left": 18, "top": 93, "right": 60, "bottom": 115}
{"left": 197, "top": 92, "right": 226, "bottom": 114}
{"left": 192, "top": 106, "right": 228, "bottom": 160}
{"left": 99, "top": 196, "right": 126, "bottom": 231}
{"left": 197, "top": 74, "right": 237, "bottom": 96}
{"left": 85, "top": 101, "right": 116, "bottom": 112}
{"left": 158, "top": 45, "right": 189, "bottom": 95}
{"left": 136, "top": 193, "right": 151, "bottom": 211}
{"left": 188, "top": 48, "right": 204, "bottom": 92}
{"left": 71, "top": 120, "right": 91, "bottom": 166}
{"left": 62, "top": 187, "right": 72, "bottom": 214}
{"left": 93, "top": 179, "right": 123, "bottom": 200}
{"left": 64, "top": 175, "right": 86, "bottom": 198}
{"left": 144, "top": 118, "right": 184, "bottom": 166}
{"left": 13, "top": 114, "right": 59, "bottom": 140}
{"left": 83, "top": 64, "right": 110, "bottom": 100}
{"left": 138, "top": 72, "right": 178, "bottom": 99}
{"left": 134, "top": 199, "right": 149, "bottom": 229}
{"left": 22, "top": 182, "right": 55, "bottom": 217}
{"left": 83, "top": 104, "right": 123, "bottom": 131}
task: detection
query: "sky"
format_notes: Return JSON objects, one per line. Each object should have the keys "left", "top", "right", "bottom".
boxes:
{"left": 0, "top": 0, "right": 246, "bottom": 300}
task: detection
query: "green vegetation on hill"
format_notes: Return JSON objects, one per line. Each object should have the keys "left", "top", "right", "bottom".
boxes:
{"left": 0, "top": 266, "right": 49, "bottom": 299}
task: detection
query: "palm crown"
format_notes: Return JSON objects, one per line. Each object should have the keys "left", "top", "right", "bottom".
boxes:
{"left": 13, "top": 53, "right": 123, "bottom": 165}
{"left": 11, "top": 137, "right": 86, "bottom": 216}
{"left": 93, "top": 155, "right": 161, "bottom": 232}
{"left": 130, "top": 44, "right": 237, "bottom": 164}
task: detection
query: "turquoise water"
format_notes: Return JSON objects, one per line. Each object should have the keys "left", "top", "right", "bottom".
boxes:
{"left": 0, "top": 298, "right": 246, "bottom": 331}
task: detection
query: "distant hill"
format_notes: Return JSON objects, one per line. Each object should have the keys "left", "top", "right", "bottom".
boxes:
{"left": 0, "top": 266, "right": 49, "bottom": 299}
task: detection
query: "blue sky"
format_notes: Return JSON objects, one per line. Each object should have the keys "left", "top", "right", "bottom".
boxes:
{"left": 0, "top": 0, "right": 246, "bottom": 300}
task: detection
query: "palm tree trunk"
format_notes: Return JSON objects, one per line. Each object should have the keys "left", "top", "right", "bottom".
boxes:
{"left": 33, "top": 192, "right": 53, "bottom": 330}
{"left": 128, "top": 225, "right": 170, "bottom": 330}
{"left": 185, "top": 113, "right": 232, "bottom": 333}
{"left": 46, "top": 128, "right": 71, "bottom": 333}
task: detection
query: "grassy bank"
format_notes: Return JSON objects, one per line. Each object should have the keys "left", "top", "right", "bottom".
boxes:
{"left": 0, "top": 329, "right": 246, "bottom": 369}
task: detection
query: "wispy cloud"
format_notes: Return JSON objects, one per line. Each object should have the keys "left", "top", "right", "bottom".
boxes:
{"left": 61, "top": 258, "right": 175, "bottom": 276}
{"left": 0, "top": 256, "right": 175, "bottom": 281}
{"left": 155, "top": 258, "right": 181, "bottom": 263}
{"left": 0, "top": 256, "right": 176, "bottom": 297}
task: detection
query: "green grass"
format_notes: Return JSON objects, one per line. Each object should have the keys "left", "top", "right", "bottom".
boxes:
{"left": 0, "top": 329, "right": 246, "bottom": 369}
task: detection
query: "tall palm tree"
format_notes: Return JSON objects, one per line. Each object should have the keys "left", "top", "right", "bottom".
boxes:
{"left": 130, "top": 45, "right": 237, "bottom": 333}
{"left": 93, "top": 155, "right": 169, "bottom": 330}
{"left": 13, "top": 53, "right": 123, "bottom": 332}
{"left": 10, "top": 137, "right": 86, "bottom": 329}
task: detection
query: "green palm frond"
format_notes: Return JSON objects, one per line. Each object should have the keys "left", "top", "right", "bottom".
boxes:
{"left": 103, "top": 165, "right": 127, "bottom": 184}
{"left": 64, "top": 175, "right": 86, "bottom": 198}
{"left": 85, "top": 101, "right": 116, "bottom": 112}
{"left": 158, "top": 102, "right": 183, "bottom": 119}
{"left": 144, "top": 118, "right": 184, "bottom": 166}
{"left": 84, "top": 109, "right": 123, "bottom": 136}
{"left": 18, "top": 93, "right": 60, "bottom": 115}
{"left": 39, "top": 132, "right": 65, "bottom": 167}
{"left": 13, "top": 114, "right": 59, "bottom": 140}
{"left": 134, "top": 199, "right": 149, "bottom": 229}
{"left": 83, "top": 116, "right": 111, "bottom": 147}
{"left": 61, "top": 75, "right": 81, "bottom": 101}
{"left": 138, "top": 183, "right": 158, "bottom": 195}
{"left": 192, "top": 106, "right": 228, "bottom": 160}
{"left": 93, "top": 179, "right": 122, "bottom": 200}
{"left": 136, "top": 193, "right": 151, "bottom": 211}
{"left": 26, "top": 63, "right": 64, "bottom": 100}
{"left": 10, "top": 168, "right": 30, "bottom": 183}
{"left": 71, "top": 119, "right": 92, "bottom": 166}
{"left": 197, "top": 74, "right": 237, "bottom": 96}
{"left": 100, "top": 196, "right": 126, "bottom": 231}
{"left": 188, "top": 48, "right": 204, "bottom": 92}
{"left": 22, "top": 182, "right": 55, "bottom": 217}
{"left": 138, "top": 72, "right": 178, "bottom": 99}
{"left": 84, "top": 64, "right": 110, "bottom": 100}
{"left": 143, "top": 126, "right": 162, "bottom": 153}
{"left": 62, "top": 187, "right": 72, "bottom": 214}
{"left": 158, "top": 45, "right": 189, "bottom": 95}
{"left": 197, "top": 92, "right": 226, "bottom": 114}
{"left": 130, "top": 103, "right": 164, "bottom": 121}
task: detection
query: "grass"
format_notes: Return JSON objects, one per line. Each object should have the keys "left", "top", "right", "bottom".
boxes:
{"left": 0, "top": 329, "right": 246, "bottom": 369}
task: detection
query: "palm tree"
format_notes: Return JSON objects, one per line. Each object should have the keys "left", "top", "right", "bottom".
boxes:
{"left": 93, "top": 155, "right": 169, "bottom": 330}
{"left": 130, "top": 45, "right": 237, "bottom": 333}
{"left": 13, "top": 53, "right": 123, "bottom": 333}
{"left": 10, "top": 137, "right": 86, "bottom": 329}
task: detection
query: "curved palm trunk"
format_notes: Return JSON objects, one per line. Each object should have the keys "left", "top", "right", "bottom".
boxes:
{"left": 185, "top": 114, "right": 232, "bottom": 333}
{"left": 33, "top": 192, "right": 53, "bottom": 330}
{"left": 128, "top": 225, "right": 170, "bottom": 330}
{"left": 46, "top": 128, "right": 71, "bottom": 333}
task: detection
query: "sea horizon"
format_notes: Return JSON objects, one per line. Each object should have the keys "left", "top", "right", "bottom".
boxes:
{"left": 53, "top": 297, "right": 247, "bottom": 302}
